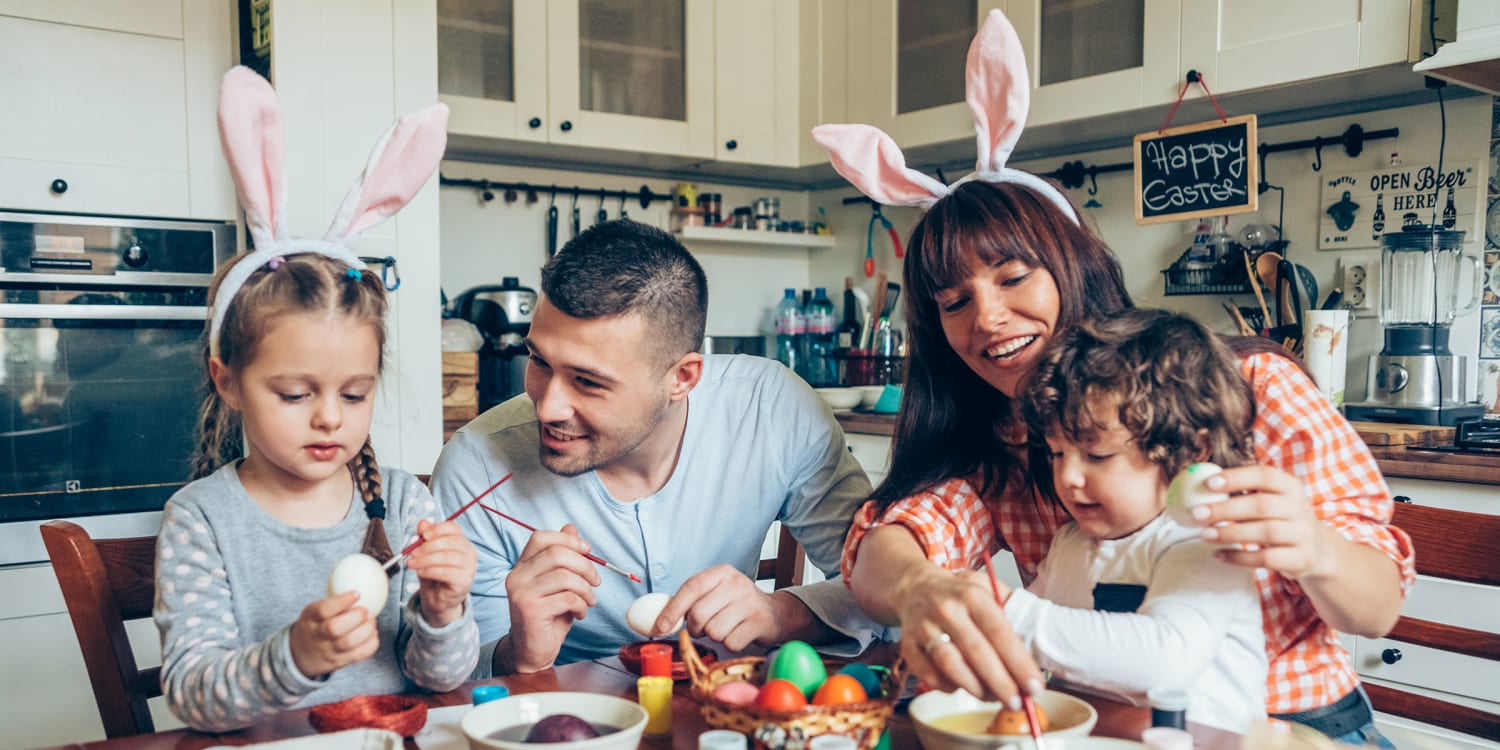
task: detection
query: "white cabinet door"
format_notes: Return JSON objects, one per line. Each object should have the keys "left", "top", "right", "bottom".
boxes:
{"left": 845, "top": 433, "right": 892, "bottom": 485}
{"left": 0, "top": 0, "right": 183, "bottom": 37}
{"left": 1180, "top": 0, "right": 1417, "bottom": 97}
{"left": 713, "top": 0, "right": 795, "bottom": 166}
{"left": 438, "top": 0, "right": 549, "bottom": 143}
{"left": 1009, "top": 0, "right": 1182, "bottom": 128}
{"left": 857, "top": 0, "right": 1005, "bottom": 149}
{"left": 0, "top": 16, "right": 191, "bottom": 217}
{"left": 546, "top": 0, "right": 714, "bottom": 157}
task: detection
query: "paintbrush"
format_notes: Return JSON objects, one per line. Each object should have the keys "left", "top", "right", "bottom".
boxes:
{"left": 479, "top": 504, "right": 643, "bottom": 584}
{"left": 381, "top": 472, "right": 514, "bottom": 572}
{"left": 984, "top": 556, "right": 1047, "bottom": 750}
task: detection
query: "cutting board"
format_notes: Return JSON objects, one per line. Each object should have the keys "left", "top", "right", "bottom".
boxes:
{"left": 1350, "top": 421, "right": 1455, "bottom": 446}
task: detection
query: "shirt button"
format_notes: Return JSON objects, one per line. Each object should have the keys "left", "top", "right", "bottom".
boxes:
{"left": 652, "top": 563, "right": 667, "bottom": 578}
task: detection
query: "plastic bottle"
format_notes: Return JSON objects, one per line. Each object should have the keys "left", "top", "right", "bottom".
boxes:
{"left": 774, "top": 289, "right": 803, "bottom": 376}
{"left": 803, "top": 288, "right": 836, "bottom": 387}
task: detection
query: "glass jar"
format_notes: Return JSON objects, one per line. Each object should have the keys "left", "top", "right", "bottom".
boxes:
{"left": 729, "top": 207, "right": 754, "bottom": 229}
{"left": 697, "top": 193, "right": 722, "bottom": 225}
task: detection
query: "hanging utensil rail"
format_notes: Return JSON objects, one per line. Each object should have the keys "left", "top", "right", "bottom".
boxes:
{"left": 439, "top": 174, "right": 670, "bottom": 210}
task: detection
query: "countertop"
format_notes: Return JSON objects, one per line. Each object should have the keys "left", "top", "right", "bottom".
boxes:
{"left": 835, "top": 412, "right": 1500, "bottom": 486}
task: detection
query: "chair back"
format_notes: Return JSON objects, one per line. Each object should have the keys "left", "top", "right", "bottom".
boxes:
{"left": 757, "top": 524, "right": 805, "bottom": 590}
{"left": 1363, "top": 502, "right": 1500, "bottom": 742}
{"left": 40, "top": 520, "right": 160, "bottom": 738}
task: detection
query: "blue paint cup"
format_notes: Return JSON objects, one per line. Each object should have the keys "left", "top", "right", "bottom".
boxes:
{"left": 471, "top": 685, "right": 510, "bottom": 705}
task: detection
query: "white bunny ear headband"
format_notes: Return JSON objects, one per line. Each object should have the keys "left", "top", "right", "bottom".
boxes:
{"left": 812, "top": 9, "right": 1076, "bottom": 223}
{"left": 210, "top": 66, "right": 449, "bottom": 358}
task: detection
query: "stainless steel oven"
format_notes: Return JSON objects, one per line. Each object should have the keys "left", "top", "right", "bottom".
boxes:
{"left": 0, "top": 211, "right": 234, "bottom": 565}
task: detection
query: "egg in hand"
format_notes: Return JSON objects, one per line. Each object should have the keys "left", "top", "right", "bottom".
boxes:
{"left": 626, "top": 592, "right": 684, "bottom": 637}
{"left": 327, "top": 553, "right": 389, "bottom": 613}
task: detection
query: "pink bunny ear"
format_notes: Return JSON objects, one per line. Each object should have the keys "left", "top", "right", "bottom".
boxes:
{"left": 217, "top": 66, "right": 287, "bottom": 248}
{"left": 968, "top": 9, "right": 1030, "bottom": 174}
{"left": 812, "top": 124, "right": 948, "bottom": 208}
{"left": 325, "top": 103, "right": 451, "bottom": 243}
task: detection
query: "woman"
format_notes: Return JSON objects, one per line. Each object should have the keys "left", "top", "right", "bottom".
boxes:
{"left": 814, "top": 9, "right": 1413, "bottom": 747}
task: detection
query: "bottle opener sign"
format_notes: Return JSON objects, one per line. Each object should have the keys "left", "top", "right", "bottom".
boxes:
{"left": 1318, "top": 162, "right": 1479, "bottom": 250}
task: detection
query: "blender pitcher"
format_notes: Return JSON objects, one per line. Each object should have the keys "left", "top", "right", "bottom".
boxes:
{"left": 1379, "top": 225, "right": 1482, "bottom": 341}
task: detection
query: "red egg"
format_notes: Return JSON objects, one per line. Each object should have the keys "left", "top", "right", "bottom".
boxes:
{"left": 812, "top": 673, "right": 868, "bottom": 706}
{"left": 755, "top": 679, "right": 809, "bottom": 711}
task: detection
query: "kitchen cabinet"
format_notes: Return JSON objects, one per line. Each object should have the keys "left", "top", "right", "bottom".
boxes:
{"left": 1351, "top": 478, "right": 1500, "bottom": 750}
{"left": 440, "top": 0, "right": 713, "bottom": 158}
{"left": 851, "top": 0, "right": 1006, "bottom": 149}
{"left": 0, "top": 0, "right": 235, "bottom": 220}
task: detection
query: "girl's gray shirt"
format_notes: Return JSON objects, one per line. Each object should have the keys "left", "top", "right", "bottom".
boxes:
{"left": 153, "top": 463, "right": 479, "bottom": 732}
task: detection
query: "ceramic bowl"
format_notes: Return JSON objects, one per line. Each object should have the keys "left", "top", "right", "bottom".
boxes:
{"left": 909, "top": 689, "right": 1098, "bottom": 750}
{"left": 461, "top": 692, "right": 648, "bottom": 750}
{"left": 854, "top": 385, "right": 886, "bottom": 409}
{"left": 815, "top": 387, "right": 862, "bottom": 411}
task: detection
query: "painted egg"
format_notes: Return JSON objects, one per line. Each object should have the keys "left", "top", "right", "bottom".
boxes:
{"left": 837, "top": 663, "right": 883, "bottom": 698}
{"left": 754, "top": 679, "right": 808, "bottom": 712}
{"left": 711, "top": 680, "right": 760, "bottom": 705}
{"left": 326, "top": 553, "right": 389, "bottom": 613}
{"left": 1165, "top": 462, "right": 1227, "bottom": 527}
{"left": 812, "top": 673, "right": 868, "bottom": 706}
{"left": 625, "top": 592, "right": 683, "bottom": 637}
{"left": 987, "top": 704, "right": 1050, "bottom": 735}
{"left": 767, "top": 640, "right": 828, "bottom": 698}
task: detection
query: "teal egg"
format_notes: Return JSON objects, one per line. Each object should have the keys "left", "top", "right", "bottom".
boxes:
{"left": 768, "top": 640, "right": 828, "bottom": 698}
{"left": 875, "top": 728, "right": 891, "bottom": 750}
{"left": 837, "top": 663, "right": 882, "bottom": 697}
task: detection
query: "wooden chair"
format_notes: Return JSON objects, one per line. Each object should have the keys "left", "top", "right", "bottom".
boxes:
{"left": 757, "top": 524, "right": 805, "bottom": 590}
{"left": 1362, "top": 502, "right": 1500, "bottom": 742}
{"left": 40, "top": 520, "right": 160, "bottom": 738}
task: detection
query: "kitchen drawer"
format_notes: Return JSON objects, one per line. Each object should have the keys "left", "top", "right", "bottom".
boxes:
{"left": 845, "top": 433, "right": 892, "bottom": 479}
{"left": 1352, "top": 574, "right": 1500, "bottom": 703}
{"left": 0, "top": 158, "right": 190, "bottom": 218}
{"left": 1386, "top": 478, "right": 1499, "bottom": 514}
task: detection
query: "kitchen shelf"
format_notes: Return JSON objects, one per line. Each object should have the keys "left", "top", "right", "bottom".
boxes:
{"left": 675, "top": 225, "right": 836, "bottom": 249}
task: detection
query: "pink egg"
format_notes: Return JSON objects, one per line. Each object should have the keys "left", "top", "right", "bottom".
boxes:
{"left": 712, "top": 680, "right": 761, "bottom": 705}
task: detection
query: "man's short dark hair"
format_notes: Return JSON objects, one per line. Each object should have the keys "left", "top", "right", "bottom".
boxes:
{"left": 540, "top": 219, "right": 708, "bottom": 366}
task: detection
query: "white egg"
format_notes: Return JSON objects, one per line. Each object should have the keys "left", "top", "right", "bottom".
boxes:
{"left": 1165, "top": 462, "right": 1228, "bottom": 527}
{"left": 327, "top": 553, "right": 389, "bottom": 613}
{"left": 625, "top": 592, "right": 683, "bottom": 637}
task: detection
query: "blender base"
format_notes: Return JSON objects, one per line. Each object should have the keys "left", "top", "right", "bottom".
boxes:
{"left": 1343, "top": 402, "right": 1486, "bottom": 426}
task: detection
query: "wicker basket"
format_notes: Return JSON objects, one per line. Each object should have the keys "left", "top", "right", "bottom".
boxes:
{"left": 679, "top": 631, "right": 904, "bottom": 750}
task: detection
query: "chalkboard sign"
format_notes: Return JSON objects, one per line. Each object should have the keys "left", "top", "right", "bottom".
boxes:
{"left": 1134, "top": 114, "right": 1258, "bottom": 225}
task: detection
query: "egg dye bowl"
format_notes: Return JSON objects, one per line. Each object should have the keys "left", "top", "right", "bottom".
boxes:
{"left": 909, "top": 689, "right": 1097, "bottom": 750}
{"left": 618, "top": 639, "right": 717, "bottom": 680}
{"left": 460, "top": 692, "right": 647, "bottom": 750}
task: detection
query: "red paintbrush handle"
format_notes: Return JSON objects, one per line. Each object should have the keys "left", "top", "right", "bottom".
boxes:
{"left": 398, "top": 472, "right": 514, "bottom": 556}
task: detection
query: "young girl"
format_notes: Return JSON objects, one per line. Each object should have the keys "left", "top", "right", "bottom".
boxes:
{"left": 154, "top": 67, "right": 478, "bottom": 732}
{"left": 1007, "top": 308, "right": 1267, "bottom": 732}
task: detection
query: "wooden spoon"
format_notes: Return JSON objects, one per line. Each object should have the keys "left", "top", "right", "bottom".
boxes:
{"left": 1243, "top": 252, "right": 1272, "bottom": 335}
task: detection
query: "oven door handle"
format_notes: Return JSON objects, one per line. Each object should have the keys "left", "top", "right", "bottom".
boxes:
{"left": 0, "top": 304, "right": 206, "bottom": 321}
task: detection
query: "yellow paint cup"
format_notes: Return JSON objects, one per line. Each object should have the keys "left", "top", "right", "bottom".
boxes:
{"left": 637, "top": 675, "right": 673, "bottom": 735}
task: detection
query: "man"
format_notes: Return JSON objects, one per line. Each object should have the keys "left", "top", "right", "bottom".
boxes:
{"left": 431, "top": 220, "right": 882, "bottom": 676}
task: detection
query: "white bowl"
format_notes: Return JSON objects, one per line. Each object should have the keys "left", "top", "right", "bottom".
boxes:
{"left": 854, "top": 385, "right": 886, "bottom": 409}
{"left": 909, "top": 689, "right": 1100, "bottom": 750}
{"left": 815, "top": 387, "right": 862, "bottom": 411}
{"left": 461, "top": 692, "right": 648, "bottom": 750}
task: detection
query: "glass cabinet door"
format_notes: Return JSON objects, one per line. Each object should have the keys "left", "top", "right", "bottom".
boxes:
{"left": 548, "top": 0, "right": 713, "bottom": 156}
{"left": 896, "top": 0, "right": 976, "bottom": 116}
{"left": 1036, "top": 0, "right": 1145, "bottom": 87}
{"left": 438, "top": 0, "right": 548, "bottom": 142}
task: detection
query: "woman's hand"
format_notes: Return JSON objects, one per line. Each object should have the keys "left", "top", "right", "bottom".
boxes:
{"left": 895, "top": 566, "right": 1040, "bottom": 709}
{"left": 407, "top": 519, "right": 479, "bottom": 628}
{"left": 289, "top": 591, "right": 379, "bottom": 678}
{"left": 1191, "top": 464, "right": 1336, "bottom": 580}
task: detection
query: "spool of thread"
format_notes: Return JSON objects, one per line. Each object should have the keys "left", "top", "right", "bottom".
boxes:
{"left": 1148, "top": 687, "right": 1189, "bottom": 729}
{"left": 640, "top": 642, "right": 673, "bottom": 678}
{"left": 637, "top": 675, "right": 673, "bottom": 735}
{"left": 699, "top": 729, "right": 749, "bottom": 749}
{"left": 1142, "top": 727, "right": 1193, "bottom": 750}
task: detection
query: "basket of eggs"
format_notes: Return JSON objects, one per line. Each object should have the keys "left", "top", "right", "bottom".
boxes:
{"left": 679, "top": 631, "right": 904, "bottom": 750}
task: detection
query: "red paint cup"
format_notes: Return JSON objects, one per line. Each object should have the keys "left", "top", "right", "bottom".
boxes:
{"left": 640, "top": 643, "right": 673, "bottom": 678}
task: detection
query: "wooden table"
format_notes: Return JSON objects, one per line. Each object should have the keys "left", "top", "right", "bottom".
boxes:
{"left": 40, "top": 656, "right": 1238, "bottom": 750}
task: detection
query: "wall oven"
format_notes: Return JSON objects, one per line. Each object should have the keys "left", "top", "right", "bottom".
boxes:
{"left": 0, "top": 211, "right": 234, "bottom": 565}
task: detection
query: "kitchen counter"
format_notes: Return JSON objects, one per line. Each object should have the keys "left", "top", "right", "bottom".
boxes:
{"left": 835, "top": 413, "right": 1500, "bottom": 487}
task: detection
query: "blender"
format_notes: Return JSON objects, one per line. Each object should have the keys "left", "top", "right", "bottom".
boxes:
{"left": 1345, "top": 225, "right": 1485, "bottom": 426}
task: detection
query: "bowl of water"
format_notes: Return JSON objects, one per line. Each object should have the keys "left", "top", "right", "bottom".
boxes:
{"left": 461, "top": 692, "right": 648, "bottom": 750}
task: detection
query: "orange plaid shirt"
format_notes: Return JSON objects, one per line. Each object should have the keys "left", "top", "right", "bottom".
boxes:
{"left": 842, "top": 352, "right": 1416, "bottom": 715}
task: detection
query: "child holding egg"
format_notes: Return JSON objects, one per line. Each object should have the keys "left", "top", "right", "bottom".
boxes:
{"left": 998, "top": 309, "right": 1269, "bottom": 732}
{"left": 152, "top": 68, "right": 478, "bottom": 733}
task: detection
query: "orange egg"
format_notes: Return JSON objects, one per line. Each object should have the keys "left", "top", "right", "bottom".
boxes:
{"left": 755, "top": 679, "right": 809, "bottom": 712}
{"left": 986, "top": 704, "right": 1050, "bottom": 735}
{"left": 812, "top": 673, "right": 869, "bottom": 706}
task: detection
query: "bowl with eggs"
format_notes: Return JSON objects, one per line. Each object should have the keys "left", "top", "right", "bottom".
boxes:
{"left": 460, "top": 692, "right": 647, "bottom": 750}
{"left": 909, "top": 688, "right": 1098, "bottom": 750}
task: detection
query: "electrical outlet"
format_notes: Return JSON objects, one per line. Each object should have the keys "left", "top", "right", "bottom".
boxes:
{"left": 1339, "top": 254, "right": 1379, "bottom": 316}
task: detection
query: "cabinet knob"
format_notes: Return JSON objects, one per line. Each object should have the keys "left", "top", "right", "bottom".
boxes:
{"left": 50, "top": 178, "right": 68, "bottom": 195}
{"left": 725, "top": 139, "right": 738, "bottom": 151}
{"left": 1381, "top": 648, "right": 1402, "bottom": 665}
{"left": 559, "top": 120, "right": 573, "bottom": 132}
{"left": 1393, "top": 495, "right": 1412, "bottom": 504}
{"left": 528, "top": 117, "right": 542, "bottom": 129}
